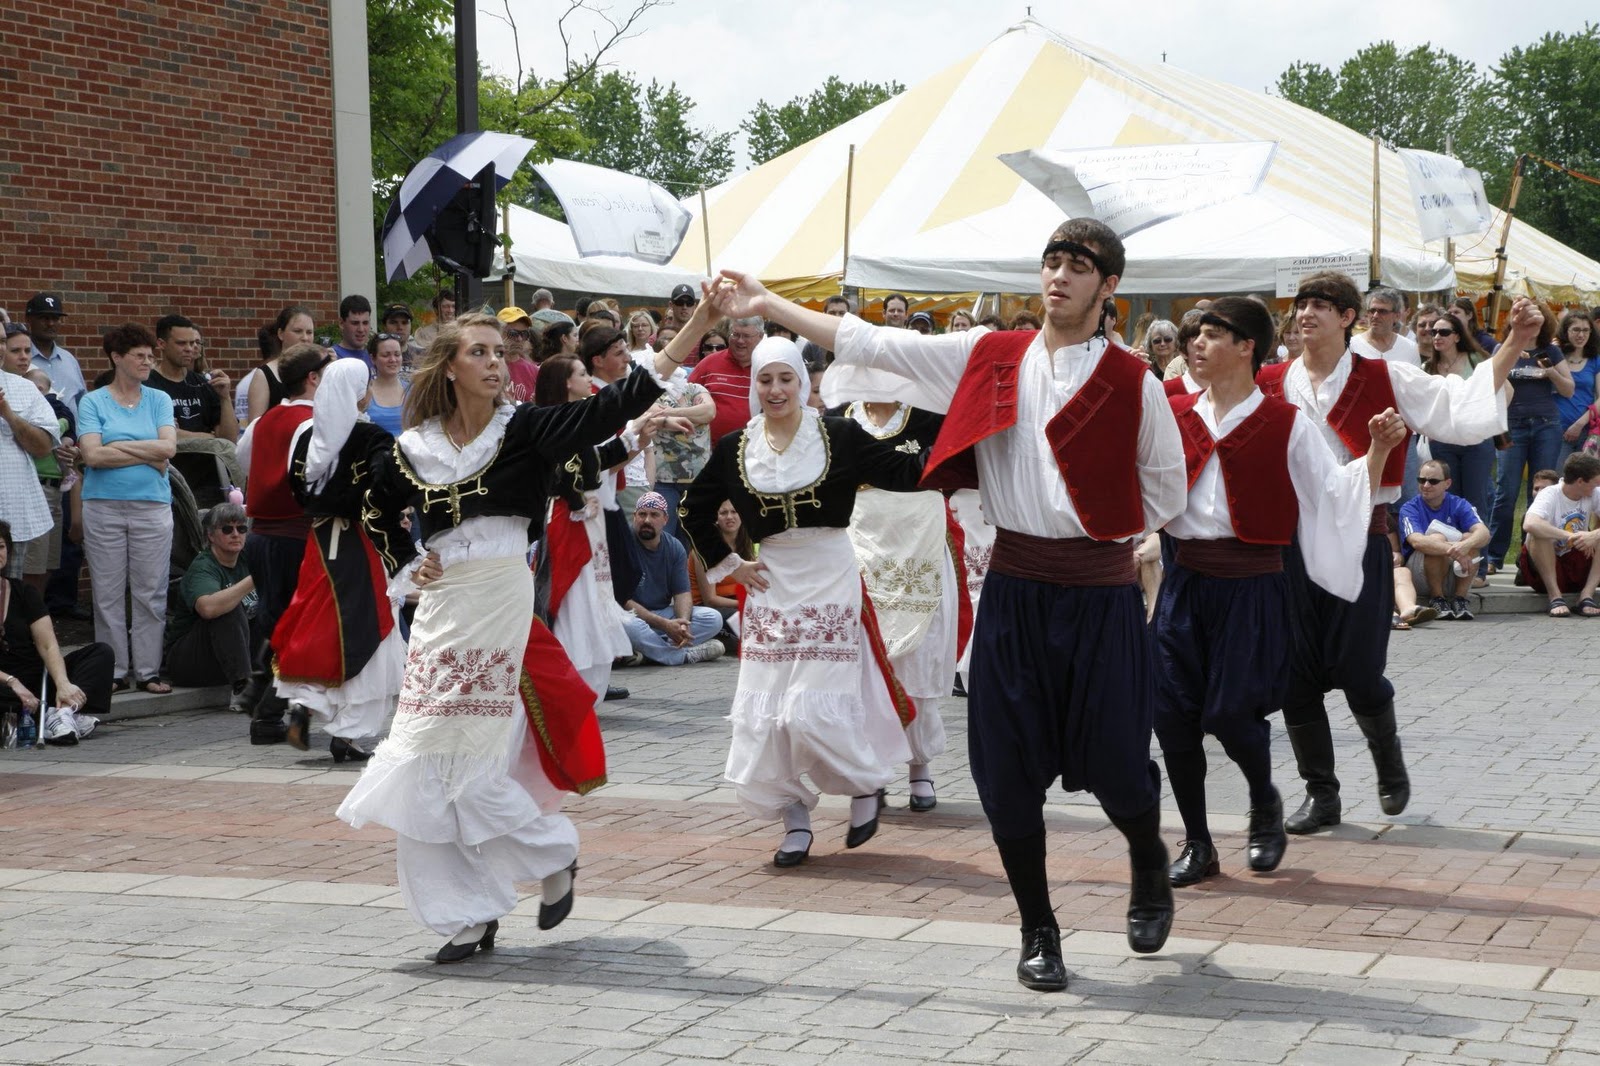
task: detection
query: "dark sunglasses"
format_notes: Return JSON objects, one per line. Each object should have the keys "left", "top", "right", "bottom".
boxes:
{"left": 672, "top": 297, "right": 698, "bottom": 307}
{"left": 702, "top": 343, "right": 727, "bottom": 352}
{"left": 504, "top": 328, "right": 531, "bottom": 340}
{"left": 215, "top": 523, "right": 248, "bottom": 534}
{"left": 1429, "top": 328, "right": 1458, "bottom": 337}
{"left": 1417, "top": 477, "right": 1445, "bottom": 486}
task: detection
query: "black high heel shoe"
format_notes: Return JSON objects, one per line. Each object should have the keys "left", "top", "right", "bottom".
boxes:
{"left": 538, "top": 862, "right": 579, "bottom": 930}
{"left": 330, "top": 737, "right": 372, "bottom": 763}
{"left": 845, "top": 789, "right": 887, "bottom": 849}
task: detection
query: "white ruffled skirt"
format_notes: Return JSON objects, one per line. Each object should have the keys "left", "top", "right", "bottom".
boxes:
{"left": 275, "top": 609, "right": 405, "bottom": 741}
{"left": 553, "top": 501, "right": 633, "bottom": 699}
{"left": 725, "top": 528, "right": 912, "bottom": 821}
{"left": 336, "top": 556, "right": 578, "bottom": 937}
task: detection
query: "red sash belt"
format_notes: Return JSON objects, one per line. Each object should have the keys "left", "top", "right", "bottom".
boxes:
{"left": 990, "top": 528, "right": 1136, "bottom": 587}
{"left": 1174, "top": 538, "right": 1283, "bottom": 578}
{"left": 1368, "top": 506, "right": 1391, "bottom": 536}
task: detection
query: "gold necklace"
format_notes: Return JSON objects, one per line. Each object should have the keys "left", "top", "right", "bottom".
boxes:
{"left": 763, "top": 426, "right": 791, "bottom": 455}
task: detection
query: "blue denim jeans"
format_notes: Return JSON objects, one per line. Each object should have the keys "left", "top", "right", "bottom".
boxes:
{"left": 1487, "top": 415, "right": 1562, "bottom": 566}
{"left": 623, "top": 606, "right": 724, "bottom": 665}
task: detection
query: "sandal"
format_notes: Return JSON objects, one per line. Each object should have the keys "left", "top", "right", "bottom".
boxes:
{"left": 111, "top": 677, "right": 132, "bottom": 694}
{"left": 1390, "top": 614, "right": 1412, "bottom": 631}
{"left": 1579, "top": 597, "right": 1600, "bottom": 618}
{"left": 1548, "top": 598, "right": 1571, "bottom": 618}
{"left": 137, "top": 676, "right": 172, "bottom": 694}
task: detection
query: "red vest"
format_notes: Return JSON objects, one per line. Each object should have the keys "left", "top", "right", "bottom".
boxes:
{"left": 246, "top": 403, "right": 314, "bottom": 520}
{"left": 1170, "top": 391, "right": 1299, "bottom": 545}
{"left": 1257, "top": 356, "right": 1409, "bottom": 488}
{"left": 1162, "top": 376, "right": 1190, "bottom": 398}
{"left": 921, "top": 330, "right": 1146, "bottom": 540}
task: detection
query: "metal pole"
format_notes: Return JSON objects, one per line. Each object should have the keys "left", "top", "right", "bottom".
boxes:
{"left": 502, "top": 201, "right": 514, "bottom": 307}
{"left": 454, "top": 0, "right": 482, "bottom": 310}
{"left": 843, "top": 144, "right": 856, "bottom": 290}
{"left": 1370, "top": 132, "right": 1382, "bottom": 287}
{"left": 1486, "top": 154, "right": 1526, "bottom": 332}
{"left": 699, "top": 188, "right": 712, "bottom": 276}
{"left": 1444, "top": 132, "right": 1456, "bottom": 268}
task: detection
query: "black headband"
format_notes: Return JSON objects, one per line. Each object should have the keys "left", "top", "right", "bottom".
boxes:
{"left": 1041, "top": 239, "right": 1107, "bottom": 276}
{"left": 1293, "top": 282, "right": 1359, "bottom": 313}
{"left": 1198, "top": 311, "right": 1246, "bottom": 343}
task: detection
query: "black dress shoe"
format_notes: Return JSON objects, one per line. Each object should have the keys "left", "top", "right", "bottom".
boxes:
{"left": 773, "top": 829, "right": 812, "bottom": 868}
{"left": 604, "top": 685, "right": 629, "bottom": 702}
{"left": 435, "top": 923, "right": 493, "bottom": 963}
{"left": 1016, "top": 926, "right": 1068, "bottom": 991}
{"left": 1126, "top": 867, "right": 1174, "bottom": 954}
{"left": 907, "top": 778, "right": 937, "bottom": 813}
{"left": 480, "top": 919, "right": 499, "bottom": 952}
{"left": 330, "top": 736, "right": 372, "bottom": 764}
{"left": 951, "top": 674, "right": 967, "bottom": 698}
{"left": 1168, "top": 839, "right": 1219, "bottom": 887}
{"left": 538, "top": 862, "right": 579, "bottom": 930}
{"left": 249, "top": 720, "right": 288, "bottom": 745}
{"left": 1284, "top": 792, "right": 1341, "bottom": 835}
{"left": 285, "top": 705, "right": 311, "bottom": 752}
{"left": 844, "top": 789, "right": 887, "bottom": 849}
{"left": 1246, "top": 791, "right": 1288, "bottom": 872}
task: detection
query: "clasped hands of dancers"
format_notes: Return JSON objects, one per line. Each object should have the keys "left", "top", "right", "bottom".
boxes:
{"left": 304, "top": 215, "right": 1541, "bottom": 991}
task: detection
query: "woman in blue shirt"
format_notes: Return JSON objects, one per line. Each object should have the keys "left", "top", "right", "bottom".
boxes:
{"left": 1556, "top": 312, "right": 1600, "bottom": 468}
{"left": 77, "top": 324, "right": 177, "bottom": 693}
{"left": 364, "top": 332, "right": 407, "bottom": 437}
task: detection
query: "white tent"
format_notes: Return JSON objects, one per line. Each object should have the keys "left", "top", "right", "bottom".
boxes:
{"left": 673, "top": 19, "right": 1600, "bottom": 304}
{"left": 497, "top": 203, "right": 702, "bottom": 299}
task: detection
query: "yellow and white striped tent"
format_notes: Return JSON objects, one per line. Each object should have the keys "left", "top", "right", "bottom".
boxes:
{"left": 674, "top": 19, "right": 1600, "bottom": 305}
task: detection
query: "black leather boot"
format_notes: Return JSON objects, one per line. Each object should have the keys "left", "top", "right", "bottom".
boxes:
{"left": 1283, "top": 716, "right": 1341, "bottom": 834}
{"left": 1355, "top": 703, "right": 1410, "bottom": 815}
{"left": 1109, "top": 804, "right": 1173, "bottom": 955}
{"left": 1246, "top": 787, "right": 1288, "bottom": 871}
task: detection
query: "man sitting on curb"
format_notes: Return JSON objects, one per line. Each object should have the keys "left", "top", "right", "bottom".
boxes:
{"left": 621, "top": 493, "right": 725, "bottom": 665}
{"left": 1518, "top": 452, "right": 1600, "bottom": 617}
{"left": 1398, "top": 458, "right": 1490, "bottom": 621}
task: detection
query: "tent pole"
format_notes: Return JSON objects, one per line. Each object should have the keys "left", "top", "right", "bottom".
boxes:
{"left": 700, "top": 187, "right": 712, "bottom": 277}
{"left": 1444, "top": 132, "right": 1456, "bottom": 269}
{"left": 1486, "top": 154, "right": 1527, "bottom": 332}
{"left": 1370, "top": 132, "right": 1381, "bottom": 288}
{"left": 501, "top": 201, "right": 514, "bottom": 308}
{"left": 843, "top": 144, "right": 856, "bottom": 292}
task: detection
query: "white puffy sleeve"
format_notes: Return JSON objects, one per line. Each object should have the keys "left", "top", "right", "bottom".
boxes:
{"left": 1388, "top": 361, "right": 1507, "bottom": 446}
{"left": 1137, "top": 371, "right": 1187, "bottom": 534}
{"left": 820, "top": 315, "right": 980, "bottom": 414}
{"left": 1288, "top": 412, "right": 1375, "bottom": 602}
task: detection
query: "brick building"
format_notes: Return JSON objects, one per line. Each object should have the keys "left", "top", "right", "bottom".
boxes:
{"left": 0, "top": 0, "right": 371, "bottom": 383}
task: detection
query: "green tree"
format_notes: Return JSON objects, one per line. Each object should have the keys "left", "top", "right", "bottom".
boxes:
{"left": 556, "top": 68, "right": 735, "bottom": 196}
{"left": 741, "top": 76, "right": 905, "bottom": 166}
{"left": 1479, "top": 25, "right": 1600, "bottom": 264}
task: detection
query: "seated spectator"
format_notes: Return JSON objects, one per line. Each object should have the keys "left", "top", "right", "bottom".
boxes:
{"left": 1388, "top": 527, "right": 1438, "bottom": 630}
{"left": 1399, "top": 459, "right": 1490, "bottom": 621}
{"left": 690, "top": 498, "right": 753, "bottom": 643}
{"left": 1517, "top": 453, "right": 1600, "bottom": 617}
{"left": 621, "top": 493, "right": 724, "bottom": 665}
{"left": 163, "top": 504, "right": 258, "bottom": 706}
{"left": 78, "top": 323, "right": 177, "bottom": 694}
{"left": 0, "top": 519, "right": 114, "bottom": 723}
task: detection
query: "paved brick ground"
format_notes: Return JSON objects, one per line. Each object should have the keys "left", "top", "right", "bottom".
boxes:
{"left": 3, "top": 611, "right": 1598, "bottom": 1063}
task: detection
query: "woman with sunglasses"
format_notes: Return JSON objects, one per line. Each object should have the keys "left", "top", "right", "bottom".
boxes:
{"left": 697, "top": 326, "right": 729, "bottom": 364}
{"left": 1422, "top": 315, "right": 1495, "bottom": 554}
{"left": 1486, "top": 307, "right": 1571, "bottom": 573}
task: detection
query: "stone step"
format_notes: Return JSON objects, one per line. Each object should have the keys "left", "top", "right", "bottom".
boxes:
{"left": 106, "top": 683, "right": 231, "bottom": 721}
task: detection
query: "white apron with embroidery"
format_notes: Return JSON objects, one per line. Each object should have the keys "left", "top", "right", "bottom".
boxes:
{"left": 336, "top": 409, "right": 577, "bottom": 937}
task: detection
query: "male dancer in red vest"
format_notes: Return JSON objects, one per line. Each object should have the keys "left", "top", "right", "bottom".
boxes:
{"left": 238, "top": 344, "right": 324, "bottom": 744}
{"left": 1258, "top": 273, "right": 1541, "bottom": 833}
{"left": 1157, "top": 297, "right": 1404, "bottom": 887}
{"left": 708, "top": 218, "right": 1188, "bottom": 993}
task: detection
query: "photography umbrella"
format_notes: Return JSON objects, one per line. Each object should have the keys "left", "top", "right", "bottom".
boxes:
{"left": 382, "top": 130, "right": 537, "bottom": 281}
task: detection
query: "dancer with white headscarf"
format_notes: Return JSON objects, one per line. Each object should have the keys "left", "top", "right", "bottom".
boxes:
{"left": 272, "top": 358, "right": 416, "bottom": 760}
{"left": 679, "top": 337, "right": 932, "bottom": 867}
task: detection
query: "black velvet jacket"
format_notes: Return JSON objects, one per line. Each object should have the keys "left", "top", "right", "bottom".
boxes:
{"left": 679, "top": 415, "right": 928, "bottom": 570}
{"left": 393, "top": 366, "right": 663, "bottom": 545}
{"left": 290, "top": 420, "right": 418, "bottom": 575}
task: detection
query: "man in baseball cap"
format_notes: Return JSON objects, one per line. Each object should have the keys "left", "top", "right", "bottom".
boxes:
{"left": 669, "top": 283, "right": 698, "bottom": 327}
{"left": 24, "top": 293, "right": 87, "bottom": 418}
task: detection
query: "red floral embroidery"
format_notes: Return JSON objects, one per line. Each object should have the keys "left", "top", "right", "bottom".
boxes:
{"left": 965, "top": 542, "right": 992, "bottom": 595}
{"left": 743, "top": 602, "right": 861, "bottom": 663}
{"left": 397, "top": 645, "right": 518, "bottom": 717}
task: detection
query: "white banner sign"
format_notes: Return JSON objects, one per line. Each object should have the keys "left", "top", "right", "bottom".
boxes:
{"left": 533, "top": 158, "right": 692, "bottom": 266}
{"left": 1396, "top": 148, "right": 1493, "bottom": 243}
{"left": 1275, "top": 254, "right": 1370, "bottom": 298}
{"left": 1001, "top": 141, "right": 1278, "bottom": 237}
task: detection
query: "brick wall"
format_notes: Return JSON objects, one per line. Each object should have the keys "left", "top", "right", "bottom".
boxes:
{"left": 0, "top": 0, "right": 341, "bottom": 384}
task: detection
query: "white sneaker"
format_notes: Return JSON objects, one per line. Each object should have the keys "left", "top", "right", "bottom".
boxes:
{"left": 682, "top": 641, "right": 726, "bottom": 664}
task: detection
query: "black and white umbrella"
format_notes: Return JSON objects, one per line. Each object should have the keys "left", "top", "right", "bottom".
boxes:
{"left": 381, "top": 130, "right": 537, "bottom": 281}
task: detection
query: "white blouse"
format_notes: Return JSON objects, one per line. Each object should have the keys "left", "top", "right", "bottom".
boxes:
{"left": 825, "top": 315, "right": 1186, "bottom": 540}
{"left": 398, "top": 405, "right": 530, "bottom": 565}
{"left": 1164, "top": 389, "right": 1374, "bottom": 601}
